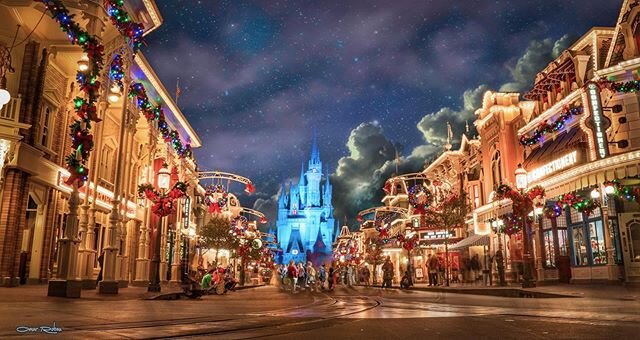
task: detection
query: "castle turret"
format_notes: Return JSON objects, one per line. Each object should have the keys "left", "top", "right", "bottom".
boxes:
{"left": 298, "top": 161, "right": 307, "bottom": 207}
{"left": 306, "top": 131, "right": 322, "bottom": 206}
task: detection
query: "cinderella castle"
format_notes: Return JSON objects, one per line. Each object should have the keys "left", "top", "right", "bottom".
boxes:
{"left": 276, "top": 133, "right": 336, "bottom": 265}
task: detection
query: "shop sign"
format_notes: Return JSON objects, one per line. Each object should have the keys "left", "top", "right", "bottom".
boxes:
{"left": 420, "top": 230, "right": 452, "bottom": 240}
{"left": 586, "top": 83, "right": 610, "bottom": 159}
{"left": 527, "top": 151, "right": 578, "bottom": 182}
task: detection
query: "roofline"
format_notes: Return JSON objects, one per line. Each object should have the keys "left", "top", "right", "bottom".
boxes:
{"left": 568, "top": 27, "right": 615, "bottom": 51}
{"left": 134, "top": 53, "right": 203, "bottom": 148}
{"left": 140, "top": 0, "right": 163, "bottom": 35}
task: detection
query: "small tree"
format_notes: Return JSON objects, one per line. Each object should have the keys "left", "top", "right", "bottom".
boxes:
{"left": 423, "top": 192, "right": 470, "bottom": 286}
{"left": 199, "top": 216, "right": 234, "bottom": 266}
{"left": 364, "top": 235, "right": 386, "bottom": 284}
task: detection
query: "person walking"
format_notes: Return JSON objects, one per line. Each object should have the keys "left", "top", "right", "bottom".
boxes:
{"left": 287, "top": 261, "right": 298, "bottom": 293}
{"left": 96, "top": 251, "right": 105, "bottom": 286}
{"left": 346, "top": 265, "right": 354, "bottom": 287}
{"left": 428, "top": 254, "right": 439, "bottom": 287}
{"left": 381, "top": 257, "right": 394, "bottom": 289}
{"left": 328, "top": 264, "right": 335, "bottom": 290}
{"left": 297, "top": 263, "right": 306, "bottom": 289}
{"left": 362, "top": 265, "right": 371, "bottom": 287}
{"left": 471, "top": 254, "right": 481, "bottom": 284}
{"left": 319, "top": 264, "right": 327, "bottom": 290}
{"left": 306, "top": 262, "right": 317, "bottom": 292}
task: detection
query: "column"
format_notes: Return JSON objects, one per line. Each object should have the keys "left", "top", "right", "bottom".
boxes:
{"left": 535, "top": 219, "right": 545, "bottom": 282}
{"left": 47, "top": 185, "right": 82, "bottom": 297}
{"left": 601, "top": 198, "right": 619, "bottom": 282}
{"left": 159, "top": 217, "right": 168, "bottom": 282}
{"left": 98, "top": 80, "right": 130, "bottom": 295}
{"left": 134, "top": 138, "right": 154, "bottom": 286}
{"left": 78, "top": 102, "right": 106, "bottom": 289}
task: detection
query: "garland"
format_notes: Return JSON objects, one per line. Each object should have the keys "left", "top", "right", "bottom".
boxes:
{"left": 129, "top": 83, "right": 193, "bottom": 158}
{"left": 598, "top": 79, "right": 640, "bottom": 93}
{"left": 204, "top": 184, "right": 228, "bottom": 214}
{"left": 519, "top": 106, "right": 583, "bottom": 146}
{"left": 375, "top": 212, "right": 397, "bottom": 239}
{"left": 395, "top": 233, "right": 419, "bottom": 251}
{"left": 38, "top": 0, "right": 105, "bottom": 186}
{"left": 408, "top": 184, "right": 432, "bottom": 214}
{"left": 137, "top": 181, "right": 188, "bottom": 217}
{"left": 495, "top": 184, "right": 545, "bottom": 217}
{"left": 109, "top": 53, "right": 125, "bottom": 93}
{"left": 603, "top": 180, "right": 640, "bottom": 203}
{"left": 104, "top": 0, "right": 144, "bottom": 53}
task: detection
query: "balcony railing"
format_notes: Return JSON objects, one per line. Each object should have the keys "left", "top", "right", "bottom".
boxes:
{"left": 0, "top": 95, "right": 21, "bottom": 124}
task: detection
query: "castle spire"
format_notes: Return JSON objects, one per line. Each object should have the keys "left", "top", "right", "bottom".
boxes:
{"left": 298, "top": 161, "right": 305, "bottom": 186}
{"left": 311, "top": 128, "right": 320, "bottom": 163}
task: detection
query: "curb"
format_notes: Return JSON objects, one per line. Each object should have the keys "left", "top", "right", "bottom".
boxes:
{"left": 360, "top": 285, "right": 577, "bottom": 298}
{"left": 145, "top": 285, "right": 266, "bottom": 300}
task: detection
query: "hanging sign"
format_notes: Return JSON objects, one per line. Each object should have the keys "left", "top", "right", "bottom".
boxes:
{"left": 585, "top": 83, "right": 611, "bottom": 159}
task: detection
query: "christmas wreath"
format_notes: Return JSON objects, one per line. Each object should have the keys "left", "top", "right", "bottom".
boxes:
{"left": 408, "top": 184, "right": 432, "bottom": 214}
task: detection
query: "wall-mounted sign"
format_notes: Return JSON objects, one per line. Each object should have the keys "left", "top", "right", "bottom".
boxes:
{"left": 586, "top": 83, "right": 611, "bottom": 159}
{"left": 527, "top": 151, "right": 578, "bottom": 183}
{"left": 420, "top": 230, "right": 452, "bottom": 240}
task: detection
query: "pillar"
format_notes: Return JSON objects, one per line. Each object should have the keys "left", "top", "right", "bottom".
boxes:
{"left": 98, "top": 81, "right": 131, "bottom": 295}
{"left": 47, "top": 185, "right": 82, "bottom": 298}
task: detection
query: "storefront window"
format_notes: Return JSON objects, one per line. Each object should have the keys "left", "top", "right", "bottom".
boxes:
{"left": 544, "top": 230, "right": 555, "bottom": 267}
{"left": 556, "top": 211, "right": 569, "bottom": 256}
{"left": 572, "top": 226, "right": 588, "bottom": 266}
{"left": 558, "top": 229, "right": 569, "bottom": 256}
{"left": 588, "top": 220, "right": 607, "bottom": 265}
{"left": 607, "top": 200, "right": 623, "bottom": 264}
{"left": 608, "top": 219, "right": 623, "bottom": 264}
{"left": 629, "top": 222, "right": 640, "bottom": 262}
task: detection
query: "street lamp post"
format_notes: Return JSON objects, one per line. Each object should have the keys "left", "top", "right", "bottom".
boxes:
{"left": 148, "top": 163, "right": 171, "bottom": 292}
{"left": 515, "top": 164, "right": 535, "bottom": 288}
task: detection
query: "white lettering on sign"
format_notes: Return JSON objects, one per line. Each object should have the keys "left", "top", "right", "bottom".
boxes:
{"left": 527, "top": 151, "right": 578, "bottom": 183}
{"left": 421, "top": 231, "right": 452, "bottom": 240}
{"left": 587, "top": 83, "right": 609, "bottom": 159}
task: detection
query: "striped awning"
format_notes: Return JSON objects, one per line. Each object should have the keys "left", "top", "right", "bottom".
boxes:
{"left": 449, "top": 234, "right": 489, "bottom": 250}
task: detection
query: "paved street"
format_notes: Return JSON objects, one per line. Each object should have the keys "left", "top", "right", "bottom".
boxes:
{"left": 1, "top": 285, "right": 639, "bottom": 339}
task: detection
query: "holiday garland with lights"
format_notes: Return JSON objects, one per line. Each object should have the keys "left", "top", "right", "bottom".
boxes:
{"left": 38, "top": 0, "right": 105, "bottom": 186}
{"left": 109, "top": 53, "right": 125, "bottom": 93}
{"left": 598, "top": 79, "right": 640, "bottom": 93}
{"left": 493, "top": 184, "right": 545, "bottom": 236}
{"left": 519, "top": 106, "right": 583, "bottom": 146}
{"left": 104, "top": 0, "right": 144, "bottom": 53}
{"left": 129, "top": 83, "right": 193, "bottom": 158}
{"left": 137, "top": 181, "right": 188, "bottom": 217}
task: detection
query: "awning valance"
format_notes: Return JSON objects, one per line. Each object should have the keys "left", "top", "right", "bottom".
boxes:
{"left": 449, "top": 234, "right": 489, "bottom": 250}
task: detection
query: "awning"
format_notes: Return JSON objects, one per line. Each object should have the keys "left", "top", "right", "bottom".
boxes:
{"left": 449, "top": 234, "right": 489, "bottom": 250}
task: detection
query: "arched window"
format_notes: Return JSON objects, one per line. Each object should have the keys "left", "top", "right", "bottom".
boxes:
{"left": 491, "top": 151, "right": 502, "bottom": 188}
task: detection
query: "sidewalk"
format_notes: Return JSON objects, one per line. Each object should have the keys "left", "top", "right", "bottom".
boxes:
{"left": 0, "top": 283, "right": 268, "bottom": 302}
{"left": 370, "top": 282, "right": 640, "bottom": 300}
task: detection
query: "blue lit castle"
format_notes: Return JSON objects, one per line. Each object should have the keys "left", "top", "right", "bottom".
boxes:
{"left": 276, "top": 134, "right": 336, "bottom": 265}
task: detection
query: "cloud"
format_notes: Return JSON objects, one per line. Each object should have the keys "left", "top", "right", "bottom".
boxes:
{"left": 332, "top": 34, "right": 577, "bottom": 225}
{"left": 417, "top": 84, "right": 489, "bottom": 145}
{"left": 500, "top": 35, "right": 572, "bottom": 92}
{"left": 330, "top": 122, "right": 397, "bottom": 220}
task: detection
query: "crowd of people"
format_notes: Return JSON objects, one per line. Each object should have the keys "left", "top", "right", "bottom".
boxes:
{"left": 276, "top": 256, "right": 406, "bottom": 293}
{"left": 198, "top": 266, "right": 238, "bottom": 295}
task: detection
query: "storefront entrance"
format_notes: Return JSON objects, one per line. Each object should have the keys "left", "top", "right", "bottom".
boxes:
{"left": 620, "top": 213, "right": 640, "bottom": 284}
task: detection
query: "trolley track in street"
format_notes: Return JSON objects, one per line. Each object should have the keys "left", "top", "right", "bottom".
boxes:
{"left": 18, "top": 294, "right": 381, "bottom": 339}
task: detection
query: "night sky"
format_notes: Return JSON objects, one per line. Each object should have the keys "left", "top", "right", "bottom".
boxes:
{"left": 145, "top": 0, "right": 622, "bottom": 227}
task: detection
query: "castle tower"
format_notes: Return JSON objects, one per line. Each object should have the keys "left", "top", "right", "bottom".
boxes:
{"left": 306, "top": 130, "right": 322, "bottom": 207}
{"left": 276, "top": 131, "right": 334, "bottom": 265}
